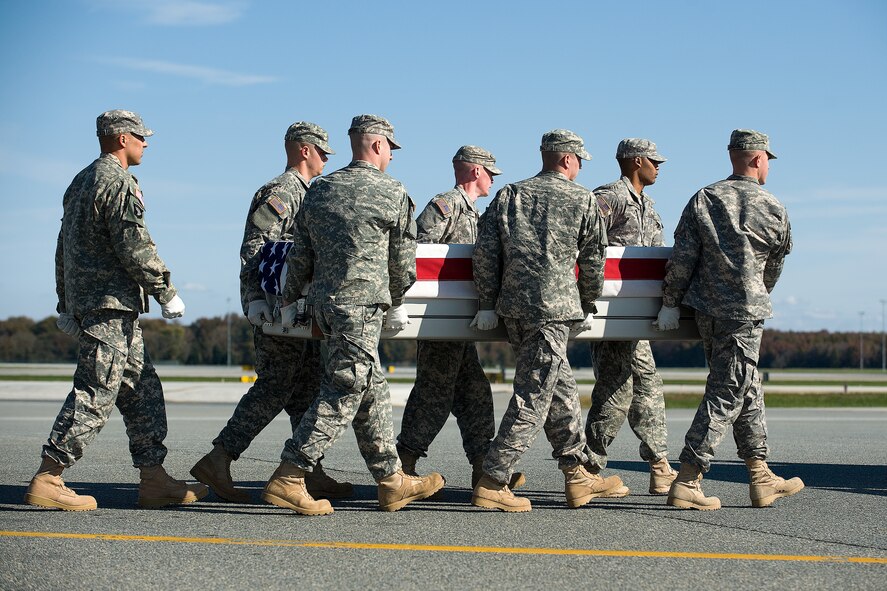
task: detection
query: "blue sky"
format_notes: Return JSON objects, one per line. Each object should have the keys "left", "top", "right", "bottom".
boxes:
{"left": 1, "top": 0, "right": 885, "bottom": 333}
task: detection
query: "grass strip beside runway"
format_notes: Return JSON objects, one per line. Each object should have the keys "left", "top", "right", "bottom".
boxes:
{"left": 1, "top": 530, "right": 884, "bottom": 564}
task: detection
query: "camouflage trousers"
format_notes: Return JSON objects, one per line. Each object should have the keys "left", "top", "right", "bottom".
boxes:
{"left": 282, "top": 303, "right": 399, "bottom": 481}
{"left": 483, "top": 319, "right": 588, "bottom": 484}
{"left": 584, "top": 340, "right": 668, "bottom": 470}
{"left": 397, "top": 340, "right": 495, "bottom": 462}
{"left": 44, "top": 310, "right": 168, "bottom": 468}
{"left": 680, "top": 311, "right": 769, "bottom": 472}
{"left": 214, "top": 327, "right": 322, "bottom": 459}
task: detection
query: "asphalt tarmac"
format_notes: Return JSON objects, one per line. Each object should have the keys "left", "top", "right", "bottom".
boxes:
{"left": 1, "top": 397, "right": 885, "bottom": 590}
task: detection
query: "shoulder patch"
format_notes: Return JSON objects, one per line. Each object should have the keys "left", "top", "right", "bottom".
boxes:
{"left": 432, "top": 197, "right": 453, "bottom": 217}
{"left": 267, "top": 195, "right": 287, "bottom": 217}
{"left": 596, "top": 195, "right": 612, "bottom": 217}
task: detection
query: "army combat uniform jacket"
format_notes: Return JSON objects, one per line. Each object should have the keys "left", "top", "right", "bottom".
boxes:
{"left": 594, "top": 176, "right": 664, "bottom": 247}
{"left": 416, "top": 186, "right": 479, "bottom": 244}
{"left": 473, "top": 170, "right": 607, "bottom": 322}
{"left": 662, "top": 174, "right": 792, "bottom": 320}
{"left": 54, "top": 153, "right": 176, "bottom": 318}
{"left": 282, "top": 160, "right": 417, "bottom": 309}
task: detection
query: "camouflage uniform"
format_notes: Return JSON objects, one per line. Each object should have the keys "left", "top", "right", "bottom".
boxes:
{"left": 46, "top": 142, "right": 175, "bottom": 467}
{"left": 397, "top": 185, "right": 495, "bottom": 462}
{"left": 585, "top": 175, "right": 668, "bottom": 470}
{"left": 473, "top": 147, "right": 607, "bottom": 485}
{"left": 212, "top": 167, "right": 323, "bottom": 459}
{"left": 280, "top": 151, "right": 417, "bottom": 481}
{"left": 663, "top": 153, "right": 791, "bottom": 472}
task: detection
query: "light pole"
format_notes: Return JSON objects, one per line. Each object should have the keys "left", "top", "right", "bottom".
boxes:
{"left": 226, "top": 297, "right": 232, "bottom": 367}
{"left": 881, "top": 299, "right": 886, "bottom": 372}
{"left": 858, "top": 311, "right": 865, "bottom": 370}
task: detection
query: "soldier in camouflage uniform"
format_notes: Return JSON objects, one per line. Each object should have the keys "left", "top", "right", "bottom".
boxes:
{"left": 190, "top": 122, "right": 352, "bottom": 503}
{"left": 396, "top": 145, "right": 524, "bottom": 490}
{"left": 261, "top": 114, "right": 444, "bottom": 515}
{"left": 470, "top": 130, "right": 624, "bottom": 512}
{"left": 25, "top": 110, "right": 207, "bottom": 511}
{"left": 656, "top": 129, "right": 804, "bottom": 510}
{"left": 584, "top": 138, "right": 676, "bottom": 497}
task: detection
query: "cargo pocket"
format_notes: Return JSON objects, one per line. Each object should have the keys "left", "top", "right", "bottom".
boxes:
{"left": 328, "top": 334, "right": 361, "bottom": 393}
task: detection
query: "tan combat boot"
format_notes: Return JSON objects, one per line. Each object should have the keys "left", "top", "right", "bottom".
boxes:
{"left": 471, "top": 474, "right": 531, "bottom": 512}
{"left": 262, "top": 461, "right": 333, "bottom": 516}
{"left": 305, "top": 461, "right": 354, "bottom": 499}
{"left": 746, "top": 458, "right": 804, "bottom": 508}
{"left": 377, "top": 469, "right": 445, "bottom": 512}
{"left": 24, "top": 457, "right": 97, "bottom": 511}
{"left": 190, "top": 444, "right": 251, "bottom": 503}
{"left": 667, "top": 462, "right": 721, "bottom": 511}
{"left": 564, "top": 464, "right": 626, "bottom": 507}
{"left": 649, "top": 457, "right": 678, "bottom": 495}
{"left": 138, "top": 465, "right": 209, "bottom": 508}
{"left": 471, "top": 456, "right": 526, "bottom": 490}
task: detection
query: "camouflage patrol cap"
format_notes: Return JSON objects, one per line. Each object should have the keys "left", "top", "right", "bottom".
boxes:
{"left": 348, "top": 114, "right": 401, "bottom": 149}
{"left": 285, "top": 121, "right": 335, "bottom": 155}
{"left": 96, "top": 110, "right": 154, "bottom": 137}
{"left": 540, "top": 129, "right": 592, "bottom": 160}
{"left": 452, "top": 145, "right": 502, "bottom": 175}
{"left": 616, "top": 138, "right": 666, "bottom": 162}
{"left": 728, "top": 129, "right": 777, "bottom": 159}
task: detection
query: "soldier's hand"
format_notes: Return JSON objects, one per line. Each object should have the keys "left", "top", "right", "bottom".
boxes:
{"left": 470, "top": 310, "right": 499, "bottom": 331}
{"left": 653, "top": 305, "right": 680, "bottom": 331}
{"left": 570, "top": 312, "right": 594, "bottom": 335}
{"left": 161, "top": 295, "right": 186, "bottom": 319}
{"left": 280, "top": 301, "right": 299, "bottom": 327}
{"left": 56, "top": 313, "right": 81, "bottom": 338}
{"left": 383, "top": 305, "right": 410, "bottom": 331}
{"left": 247, "top": 300, "right": 273, "bottom": 326}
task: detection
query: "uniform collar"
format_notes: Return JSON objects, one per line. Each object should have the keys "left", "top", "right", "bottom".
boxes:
{"left": 455, "top": 185, "right": 478, "bottom": 213}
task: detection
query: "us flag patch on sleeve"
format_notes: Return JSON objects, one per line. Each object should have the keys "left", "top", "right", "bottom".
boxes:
{"left": 267, "top": 195, "right": 287, "bottom": 217}
{"left": 596, "top": 195, "right": 612, "bottom": 217}
{"left": 432, "top": 197, "right": 453, "bottom": 217}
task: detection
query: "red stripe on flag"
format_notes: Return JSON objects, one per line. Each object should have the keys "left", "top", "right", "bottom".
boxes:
{"left": 416, "top": 257, "right": 474, "bottom": 281}
{"left": 414, "top": 256, "right": 666, "bottom": 281}
{"left": 604, "top": 258, "right": 666, "bottom": 280}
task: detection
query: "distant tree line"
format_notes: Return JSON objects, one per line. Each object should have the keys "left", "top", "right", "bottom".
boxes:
{"left": 1, "top": 315, "right": 884, "bottom": 369}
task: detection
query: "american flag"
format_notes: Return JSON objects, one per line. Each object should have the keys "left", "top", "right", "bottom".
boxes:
{"left": 258, "top": 241, "right": 292, "bottom": 295}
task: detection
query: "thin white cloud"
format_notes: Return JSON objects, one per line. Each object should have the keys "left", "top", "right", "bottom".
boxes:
{"left": 143, "top": 1, "right": 245, "bottom": 26}
{"left": 87, "top": 0, "right": 246, "bottom": 26}
{"left": 99, "top": 57, "right": 276, "bottom": 86}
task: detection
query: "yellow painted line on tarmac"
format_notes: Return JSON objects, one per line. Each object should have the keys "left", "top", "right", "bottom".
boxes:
{"left": 1, "top": 530, "right": 885, "bottom": 564}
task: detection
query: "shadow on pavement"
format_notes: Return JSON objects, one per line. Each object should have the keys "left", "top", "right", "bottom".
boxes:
{"left": 606, "top": 459, "right": 886, "bottom": 496}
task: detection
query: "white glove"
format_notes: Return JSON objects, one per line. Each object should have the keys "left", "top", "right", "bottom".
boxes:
{"left": 280, "top": 301, "right": 299, "bottom": 327}
{"left": 161, "top": 295, "right": 186, "bottom": 319}
{"left": 653, "top": 305, "right": 680, "bottom": 331}
{"left": 56, "top": 313, "right": 80, "bottom": 338}
{"left": 570, "top": 312, "right": 594, "bottom": 335}
{"left": 470, "top": 310, "right": 499, "bottom": 331}
{"left": 383, "top": 305, "right": 410, "bottom": 331}
{"left": 247, "top": 300, "right": 273, "bottom": 326}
